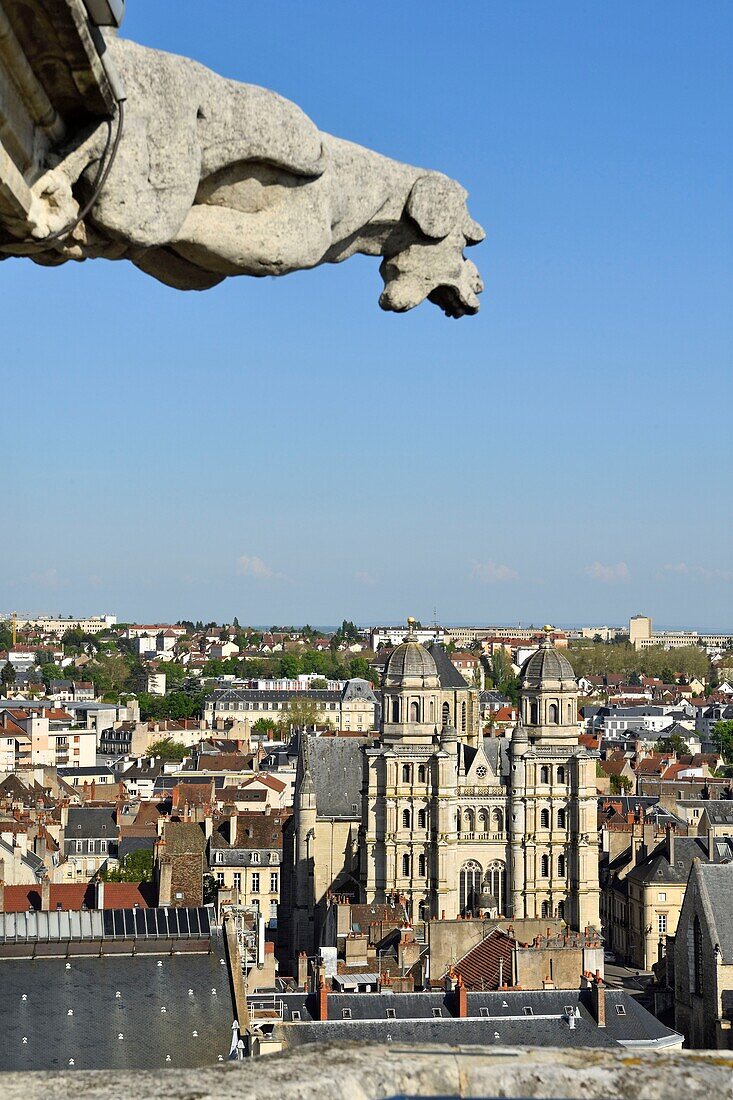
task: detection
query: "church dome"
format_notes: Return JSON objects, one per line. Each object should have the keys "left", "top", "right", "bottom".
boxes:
{"left": 384, "top": 622, "right": 438, "bottom": 687}
{"left": 520, "top": 630, "right": 576, "bottom": 689}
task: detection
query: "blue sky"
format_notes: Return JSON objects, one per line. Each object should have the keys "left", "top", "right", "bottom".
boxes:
{"left": 3, "top": 1, "right": 731, "bottom": 630}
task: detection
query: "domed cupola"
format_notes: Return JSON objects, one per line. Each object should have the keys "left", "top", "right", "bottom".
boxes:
{"left": 519, "top": 627, "right": 579, "bottom": 742}
{"left": 384, "top": 624, "right": 439, "bottom": 690}
{"left": 382, "top": 619, "right": 441, "bottom": 743}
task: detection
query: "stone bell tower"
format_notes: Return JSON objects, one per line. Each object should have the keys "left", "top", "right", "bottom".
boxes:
{"left": 509, "top": 628, "right": 600, "bottom": 931}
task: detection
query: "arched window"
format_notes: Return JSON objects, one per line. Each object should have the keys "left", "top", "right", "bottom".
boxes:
{"left": 459, "top": 860, "right": 482, "bottom": 914}
{"left": 530, "top": 702, "right": 539, "bottom": 724}
{"left": 418, "top": 853, "right": 427, "bottom": 877}
{"left": 540, "top": 854, "right": 550, "bottom": 878}
{"left": 557, "top": 766, "right": 566, "bottom": 784}
{"left": 478, "top": 808, "right": 489, "bottom": 833}
{"left": 693, "top": 916, "right": 703, "bottom": 994}
{"left": 441, "top": 702, "right": 450, "bottom": 727}
{"left": 541, "top": 901, "right": 551, "bottom": 919}
{"left": 540, "top": 808, "right": 551, "bottom": 829}
{"left": 402, "top": 764, "right": 411, "bottom": 783}
{"left": 391, "top": 698, "right": 399, "bottom": 722}
{"left": 557, "top": 808, "right": 567, "bottom": 829}
{"left": 410, "top": 700, "right": 420, "bottom": 722}
{"left": 456, "top": 810, "right": 462, "bottom": 833}
{"left": 540, "top": 766, "right": 550, "bottom": 784}
{"left": 429, "top": 699, "right": 435, "bottom": 722}
{"left": 492, "top": 807, "right": 504, "bottom": 833}
{"left": 557, "top": 854, "right": 566, "bottom": 877}
{"left": 557, "top": 901, "right": 565, "bottom": 921}
{"left": 463, "top": 808, "right": 475, "bottom": 834}
{"left": 402, "top": 808, "right": 411, "bottom": 829}
{"left": 417, "top": 764, "right": 426, "bottom": 783}
{"left": 418, "top": 900, "right": 428, "bottom": 920}
{"left": 567, "top": 702, "right": 573, "bottom": 722}
{"left": 461, "top": 701, "right": 467, "bottom": 732}
{"left": 548, "top": 702, "right": 559, "bottom": 724}
{"left": 485, "top": 860, "right": 506, "bottom": 914}
{"left": 417, "top": 808, "right": 427, "bottom": 829}
{"left": 402, "top": 853, "right": 411, "bottom": 877}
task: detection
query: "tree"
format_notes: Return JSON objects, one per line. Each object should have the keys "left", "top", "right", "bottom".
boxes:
{"left": 277, "top": 698, "right": 322, "bottom": 734}
{"left": 310, "top": 677, "right": 328, "bottom": 690}
{"left": 610, "top": 775, "right": 633, "bottom": 795}
{"left": 252, "top": 717, "right": 277, "bottom": 736}
{"left": 146, "top": 737, "right": 189, "bottom": 761}
{"left": 654, "top": 733, "right": 689, "bottom": 756}
{"left": 490, "top": 650, "right": 512, "bottom": 692}
{"left": 279, "top": 653, "right": 302, "bottom": 678}
{"left": 100, "top": 848, "right": 153, "bottom": 883}
{"left": 712, "top": 720, "right": 733, "bottom": 765}
{"left": 1, "top": 661, "right": 16, "bottom": 690}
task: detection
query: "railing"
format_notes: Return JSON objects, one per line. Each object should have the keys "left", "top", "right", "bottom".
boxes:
{"left": 457, "top": 832, "right": 505, "bottom": 841}
{"left": 248, "top": 994, "right": 284, "bottom": 1022}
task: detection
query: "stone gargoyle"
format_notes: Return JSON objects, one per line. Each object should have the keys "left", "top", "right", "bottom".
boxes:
{"left": 2, "top": 36, "right": 484, "bottom": 317}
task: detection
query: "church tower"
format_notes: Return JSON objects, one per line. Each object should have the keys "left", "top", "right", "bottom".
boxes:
{"left": 361, "top": 621, "right": 460, "bottom": 919}
{"left": 509, "top": 628, "right": 600, "bottom": 930}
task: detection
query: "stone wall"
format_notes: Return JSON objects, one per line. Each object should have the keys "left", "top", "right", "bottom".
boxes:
{"left": 1, "top": 1043, "right": 731, "bottom": 1099}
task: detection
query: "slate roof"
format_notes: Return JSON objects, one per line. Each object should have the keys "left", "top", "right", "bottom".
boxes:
{"left": 428, "top": 643, "right": 471, "bottom": 690}
{"left": 66, "top": 807, "right": 117, "bottom": 839}
{"left": 306, "top": 734, "right": 367, "bottom": 818}
{"left": 625, "top": 836, "right": 710, "bottom": 886}
{"left": 695, "top": 862, "right": 733, "bottom": 963}
{"left": 268, "top": 988, "right": 679, "bottom": 1050}
{"left": 0, "top": 938, "right": 234, "bottom": 1070}
{"left": 701, "top": 801, "right": 733, "bottom": 826}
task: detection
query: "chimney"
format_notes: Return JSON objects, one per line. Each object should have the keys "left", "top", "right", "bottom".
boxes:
{"left": 666, "top": 823, "right": 675, "bottom": 865}
{"left": 454, "top": 974, "right": 468, "bottom": 1018}
{"left": 96, "top": 879, "right": 105, "bottom": 910}
{"left": 591, "top": 972, "right": 606, "bottom": 1027}
{"left": 317, "top": 977, "right": 329, "bottom": 1022}
{"left": 297, "top": 952, "right": 308, "bottom": 992}
{"left": 641, "top": 821, "right": 655, "bottom": 859}
{"left": 230, "top": 811, "right": 238, "bottom": 845}
{"left": 0, "top": 865, "right": 5, "bottom": 912}
{"left": 41, "top": 876, "right": 51, "bottom": 911}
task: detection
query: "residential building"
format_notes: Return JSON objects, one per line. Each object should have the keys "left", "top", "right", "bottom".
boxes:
{"left": 204, "top": 678, "right": 380, "bottom": 734}
{"left": 209, "top": 809, "right": 286, "bottom": 927}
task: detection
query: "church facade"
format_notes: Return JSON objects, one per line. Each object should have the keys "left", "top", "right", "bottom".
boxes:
{"left": 281, "top": 627, "right": 600, "bottom": 966}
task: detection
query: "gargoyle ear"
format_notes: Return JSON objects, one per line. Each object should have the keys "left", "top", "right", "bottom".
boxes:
{"left": 406, "top": 175, "right": 467, "bottom": 240}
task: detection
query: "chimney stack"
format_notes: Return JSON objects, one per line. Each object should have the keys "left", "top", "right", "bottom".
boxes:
{"left": 297, "top": 952, "right": 308, "bottom": 992}
{"left": 591, "top": 972, "right": 606, "bottom": 1028}
{"left": 454, "top": 974, "right": 468, "bottom": 1018}
{"left": 317, "top": 977, "right": 329, "bottom": 1022}
{"left": 96, "top": 878, "right": 105, "bottom": 910}
{"left": 41, "top": 876, "right": 51, "bottom": 911}
{"left": 666, "top": 823, "right": 675, "bottom": 865}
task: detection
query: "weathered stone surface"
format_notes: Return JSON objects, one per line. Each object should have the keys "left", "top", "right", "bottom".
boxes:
{"left": 0, "top": 1043, "right": 731, "bottom": 1100}
{"left": 0, "top": 33, "right": 485, "bottom": 317}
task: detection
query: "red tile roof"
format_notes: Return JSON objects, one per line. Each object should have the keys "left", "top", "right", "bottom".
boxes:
{"left": 1, "top": 882, "right": 154, "bottom": 912}
{"left": 453, "top": 929, "right": 515, "bottom": 991}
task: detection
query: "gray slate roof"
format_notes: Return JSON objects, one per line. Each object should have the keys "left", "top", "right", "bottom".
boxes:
{"left": 0, "top": 938, "right": 234, "bottom": 1070}
{"left": 307, "top": 735, "right": 367, "bottom": 818}
{"left": 66, "top": 807, "right": 117, "bottom": 839}
{"left": 625, "top": 836, "right": 710, "bottom": 886}
{"left": 428, "top": 643, "right": 472, "bottom": 690}
{"left": 268, "top": 988, "right": 679, "bottom": 1050}
{"left": 696, "top": 862, "right": 733, "bottom": 963}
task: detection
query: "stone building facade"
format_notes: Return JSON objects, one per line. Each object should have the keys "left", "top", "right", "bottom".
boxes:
{"left": 281, "top": 628, "right": 600, "bottom": 967}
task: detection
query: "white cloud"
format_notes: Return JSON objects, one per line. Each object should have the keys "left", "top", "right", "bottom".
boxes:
{"left": 355, "top": 571, "right": 377, "bottom": 585}
{"left": 662, "top": 562, "right": 733, "bottom": 582}
{"left": 28, "top": 567, "right": 67, "bottom": 589}
{"left": 471, "top": 560, "right": 519, "bottom": 584}
{"left": 584, "top": 561, "right": 630, "bottom": 583}
{"left": 236, "top": 554, "right": 282, "bottom": 581}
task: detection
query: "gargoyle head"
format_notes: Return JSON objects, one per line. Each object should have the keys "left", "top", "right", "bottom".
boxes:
{"left": 379, "top": 174, "right": 485, "bottom": 318}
